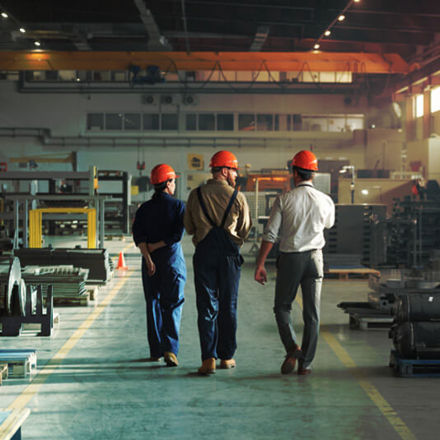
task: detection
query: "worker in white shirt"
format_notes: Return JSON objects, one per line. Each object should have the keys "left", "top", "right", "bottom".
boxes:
{"left": 254, "top": 150, "right": 335, "bottom": 376}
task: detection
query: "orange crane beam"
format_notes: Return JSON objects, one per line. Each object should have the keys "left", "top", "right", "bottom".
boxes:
{"left": 0, "top": 51, "right": 409, "bottom": 74}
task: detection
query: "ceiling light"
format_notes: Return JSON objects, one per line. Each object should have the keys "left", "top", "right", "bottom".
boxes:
{"left": 361, "top": 189, "right": 369, "bottom": 196}
{"left": 324, "top": 30, "right": 331, "bottom": 37}
{"left": 1, "top": 12, "right": 8, "bottom": 18}
{"left": 34, "top": 41, "right": 41, "bottom": 47}
{"left": 313, "top": 43, "right": 320, "bottom": 50}
{"left": 353, "top": 0, "right": 361, "bottom": 3}
{"left": 338, "top": 15, "right": 345, "bottom": 21}
{"left": 19, "top": 27, "right": 26, "bottom": 33}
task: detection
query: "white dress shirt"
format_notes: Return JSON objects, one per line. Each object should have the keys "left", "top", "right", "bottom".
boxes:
{"left": 262, "top": 182, "right": 335, "bottom": 252}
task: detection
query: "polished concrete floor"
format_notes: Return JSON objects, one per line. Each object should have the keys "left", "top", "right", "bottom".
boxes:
{"left": 1, "top": 234, "right": 440, "bottom": 439}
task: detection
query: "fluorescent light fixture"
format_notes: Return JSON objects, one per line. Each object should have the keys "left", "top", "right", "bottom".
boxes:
{"left": 324, "top": 30, "right": 331, "bottom": 36}
{"left": 19, "top": 27, "right": 26, "bottom": 33}
{"left": 1, "top": 12, "right": 8, "bottom": 18}
{"left": 314, "top": 43, "right": 320, "bottom": 50}
{"left": 338, "top": 15, "right": 345, "bottom": 21}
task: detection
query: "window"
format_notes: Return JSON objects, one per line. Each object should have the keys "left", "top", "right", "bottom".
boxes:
{"left": 161, "top": 114, "right": 178, "bottom": 130}
{"left": 143, "top": 113, "right": 159, "bottom": 130}
{"left": 105, "top": 113, "right": 123, "bottom": 130}
{"left": 199, "top": 114, "right": 215, "bottom": 131}
{"left": 431, "top": 87, "right": 440, "bottom": 113}
{"left": 346, "top": 116, "right": 364, "bottom": 131}
{"left": 124, "top": 113, "right": 141, "bottom": 130}
{"left": 239, "top": 114, "right": 255, "bottom": 131}
{"left": 302, "top": 116, "right": 327, "bottom": 132}
{"left": 257, "top": 114, "right": 273, "bottom": 131}
{"left": 217, "top": 114, "right": 234, "bottom": 131}
{"left": 87, "top": 113, "right": 104, "bottom": 131}
{"left": 292, "top": 114, "right": 302, "bottom": 130}
{"left": 415, "top": 94, "right": 424, "bottom": 118}
{"left": 186, "top": 114, "right": 197, "bottom": 130}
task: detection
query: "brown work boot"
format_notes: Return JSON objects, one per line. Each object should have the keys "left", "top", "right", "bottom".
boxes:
{"left": 219, "top": 359, "right": 236, "bottom": 369}
{"left": 198, "top": 358, "right": 216, "bottom": 375}
{"left": 297, "top": 360, "right": 312, "bottom": 375}
{"left": 281, "top": 345, "right": 303, "bottom": 375}
{"left": 164, "top": 352, "right": 178, "bottom": 367}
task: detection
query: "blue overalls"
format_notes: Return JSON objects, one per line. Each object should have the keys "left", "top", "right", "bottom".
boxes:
{"left": 194, "top": 187, "right": 244, "bottom": 361}
{"left": 132, "top": 192, "right": 186, "bottom": 358}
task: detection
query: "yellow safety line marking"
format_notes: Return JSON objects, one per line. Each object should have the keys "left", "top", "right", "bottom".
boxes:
{"left": 295, "top": 296, "right": 416, "bottom": 440}
{"left": 321, "top": 332, "right": 416, "bottom": 440}
{"left": 122, "top": 243, "right": 134, "bottom": 253}
{"left": 7, "top": 271, "right": 133, "bottom": 411}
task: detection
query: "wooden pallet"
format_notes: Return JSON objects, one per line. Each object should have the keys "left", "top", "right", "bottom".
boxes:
{"left": 390, "top": 350, "right": 440, "bottom": 377}
{"left": 0, "top": 364, "right": 7, "bottom": 386}
{"left": 326, "top": 267, "right": 380, "bottom": 280}
{"left": 0, "top": 350, "right": 37, "bottom": 379}
{"left": 53, "top": 291, "right": 90, "bottom": 306}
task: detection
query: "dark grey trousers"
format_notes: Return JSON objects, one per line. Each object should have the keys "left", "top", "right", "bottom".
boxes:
{"left": 274, "top": 249, "right": 323, "bottom": 369}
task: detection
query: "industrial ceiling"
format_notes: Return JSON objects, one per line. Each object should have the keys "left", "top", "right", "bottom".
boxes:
{"left": 0, "top": 0, "right": 439, "bottom": 80}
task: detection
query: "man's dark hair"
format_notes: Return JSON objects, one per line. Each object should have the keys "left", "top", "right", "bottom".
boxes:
{"left": 292, "top": 166, "right": 314, "bottom": 181}
{"left": 153, "top": 180, "right": 169, "bottom": 197}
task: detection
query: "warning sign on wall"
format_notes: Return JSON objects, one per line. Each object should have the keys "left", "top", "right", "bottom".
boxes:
{"left": 188, "top": 154, "right": 204, "bottom": 170}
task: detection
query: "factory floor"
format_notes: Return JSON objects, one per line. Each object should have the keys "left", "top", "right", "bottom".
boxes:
{"left": 1, "top": 234, "right": 440, "bottom": 440}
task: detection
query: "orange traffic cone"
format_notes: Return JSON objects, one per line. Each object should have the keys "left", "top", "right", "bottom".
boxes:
{"left": 116, "top": 251, "right": 128, "bottom": 270}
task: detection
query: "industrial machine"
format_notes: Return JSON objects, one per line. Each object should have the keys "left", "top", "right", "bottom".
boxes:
{"left": 0, "top": 257, "right": 54, "bottom": 336}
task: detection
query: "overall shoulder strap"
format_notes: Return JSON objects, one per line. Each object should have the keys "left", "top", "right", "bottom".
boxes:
{"left": 196, "top": 187, "right": 217, "bottom": 227}
{"left": 220, "top": 189, "right": 238, "bottom": 228}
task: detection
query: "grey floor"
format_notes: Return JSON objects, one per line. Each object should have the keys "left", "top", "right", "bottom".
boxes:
{"left": 1, "top": 234, "right": 440, "bottom": 440}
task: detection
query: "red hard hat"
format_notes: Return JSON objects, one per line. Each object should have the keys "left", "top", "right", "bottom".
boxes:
{"left": 209, "top": 150, "right": 239, "bottom": 169}
{"left": 150, "top": 164, "right": 178, "bottom": 185}
{"left": 291, "top": 150, "right": 318, "bottom": 171}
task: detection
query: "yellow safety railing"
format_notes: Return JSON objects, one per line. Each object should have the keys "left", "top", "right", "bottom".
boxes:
{"left": 29, "top": 207, "right": 96, "bottom": 248}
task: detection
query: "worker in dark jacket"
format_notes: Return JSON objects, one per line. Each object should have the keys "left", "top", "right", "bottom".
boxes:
{"left": 132, "top": 164, "right": 186, "bottom": 367}
{"left": 255, "top": 150, "right": 335, "bottom": 376}
{"left": 184, "top": 150, "right": 252, "bottom": 375}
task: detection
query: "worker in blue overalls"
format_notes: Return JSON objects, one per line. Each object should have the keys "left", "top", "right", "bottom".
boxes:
{"left": 132, "top": 164, "right": 186, "bottom": 367}
{"left": 184, "top": 151, "right": 252, "bottom": 375}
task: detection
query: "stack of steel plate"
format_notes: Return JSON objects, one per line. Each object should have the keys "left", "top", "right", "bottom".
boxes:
{"left": 15, "top": 248, "right": 113, "bottom": 283}
{"left": 21, "top": 265, "right": 89, "bottom": 298}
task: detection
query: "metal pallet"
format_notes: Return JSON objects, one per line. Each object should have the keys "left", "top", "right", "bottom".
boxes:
{"left": 390, "top": 350, "right": 440, "bottom": 377}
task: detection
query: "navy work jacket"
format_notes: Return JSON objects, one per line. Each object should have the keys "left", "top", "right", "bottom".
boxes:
{"left": 132, "top": 192, "right": 185, "bottom": 261}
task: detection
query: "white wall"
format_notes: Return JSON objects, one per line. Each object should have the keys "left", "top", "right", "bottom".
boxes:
{"left": 0, "top": 80, "right": 410, "bottom": 199}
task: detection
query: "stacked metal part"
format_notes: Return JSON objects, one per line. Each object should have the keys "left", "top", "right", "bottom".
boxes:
{"left": 390, "top": 292, "right": 440, "bottom": 359}
{"left": 368, "top": 269, "right": 440, "bottom": 311}
{"left": 15, "top": 248, "right": 113, "bottom": 284}
{"left": 385, "top": 198, "right": 440, "bottom": 268}
{"left": 0, "top": 257, "right": 26, "bottom": 316}
{"left": 324, "top": 204, "right": 387, "bottom": 267}
{"left": 21, "top": 265, "right": 89, "bottom": 298}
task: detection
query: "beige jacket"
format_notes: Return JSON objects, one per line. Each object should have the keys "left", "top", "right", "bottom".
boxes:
{"left": 184, "top": 179, "right": 252, "bottom": 247}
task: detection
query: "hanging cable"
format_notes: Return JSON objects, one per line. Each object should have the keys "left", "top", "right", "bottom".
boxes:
{"left": 180, "top": 0, "right": 191, "bottom": 55}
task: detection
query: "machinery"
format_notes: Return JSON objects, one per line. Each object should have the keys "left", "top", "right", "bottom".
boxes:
{"left": 0, "top": 257, "right": 54, "bottom": 336}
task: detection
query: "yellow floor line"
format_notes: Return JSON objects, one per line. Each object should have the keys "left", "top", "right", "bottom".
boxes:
{"left": 296, "top": 296, "right": 416, "bottom": 440}
{"left": 7, "top": 271, "right": 133, "bottom": 411}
